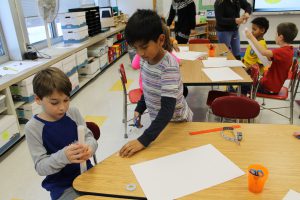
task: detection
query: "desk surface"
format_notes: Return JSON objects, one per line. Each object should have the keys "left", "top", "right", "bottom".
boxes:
{"left": 73, "top": 122, "right": 300, "bottom": 199}
{"left": 180, "top": 44, "right": 253, "bottom": 86}
{"left": 75, "top": 195, "right": 132, "bottom": 200}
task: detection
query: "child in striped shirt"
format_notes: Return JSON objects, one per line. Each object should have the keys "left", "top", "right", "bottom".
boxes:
{"left": 119, "top": 9, "right": 193, "bottom": 158}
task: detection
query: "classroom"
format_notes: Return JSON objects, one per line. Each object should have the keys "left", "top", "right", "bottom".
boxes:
{"left": 0, "top": 0, "right": 300, "bottom": 199}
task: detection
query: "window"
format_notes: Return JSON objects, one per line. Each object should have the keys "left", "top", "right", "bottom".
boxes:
{"left": 0, "top": 23, "right": 8, "bottom": 64}
{"left": 18, "top": 0, "right": 83, "bottom": 46}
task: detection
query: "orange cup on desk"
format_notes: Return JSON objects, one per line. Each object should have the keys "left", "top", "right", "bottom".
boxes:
{"left": 207, "top": 44, "right": 216, "bottom": 57}
{"left": 247, "top": 164, "right": 269, "bottom": 193}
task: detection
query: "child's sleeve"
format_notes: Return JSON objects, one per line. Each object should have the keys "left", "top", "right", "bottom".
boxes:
{"left": 25, "top": 120, "right": 70, "bottom": 176}
{"left": 138, "top": 96, "right": 176, "bottom": 147}
{"left": 132, "top": 54, "right": 141, "bottom": 70}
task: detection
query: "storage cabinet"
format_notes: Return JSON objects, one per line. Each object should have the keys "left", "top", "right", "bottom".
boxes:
{"left": 0, "top": 25, "right": 127, "bottom": 157}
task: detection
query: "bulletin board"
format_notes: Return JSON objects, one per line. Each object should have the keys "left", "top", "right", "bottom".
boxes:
{"left": 199, "top": 0, "right": 214, "bottom": 10}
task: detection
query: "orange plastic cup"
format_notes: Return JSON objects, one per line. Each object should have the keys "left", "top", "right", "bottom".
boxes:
{"left": 247, "top": 164, "right": 269, "bottom": 193}
{"left": 207, "top": 44, "right": 216, "bottom": 57}
{"left": 208, "top": 49, "right": 215, "bottom": 57}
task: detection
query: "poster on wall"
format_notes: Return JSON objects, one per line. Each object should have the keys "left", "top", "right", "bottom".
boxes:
{"left": 202, "top": 0, "right": 215, "bottom": 6}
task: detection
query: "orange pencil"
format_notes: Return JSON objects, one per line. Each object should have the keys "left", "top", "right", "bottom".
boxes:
{"left": 189, "top": 125, "right": 241, "bottom": 135}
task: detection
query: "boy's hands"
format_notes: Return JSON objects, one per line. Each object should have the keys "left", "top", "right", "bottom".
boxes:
{"left": 119, "top": 139, "right": 145, "bottom": 157}
{"left": 65, "top": 143, "right": 92, "bottom": 163}
{"left": 245, "top": 29, "right": 254, "bottom": 39}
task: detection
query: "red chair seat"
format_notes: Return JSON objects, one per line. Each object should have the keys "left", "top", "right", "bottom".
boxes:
{"left": 211, "top": 96, "right": 260, "bottom": 119}
{"left": 128, "top": 88, "right": 142, "bottom": 103}
{"left": 256, "top": 87, "right": 288, "bottom": 100}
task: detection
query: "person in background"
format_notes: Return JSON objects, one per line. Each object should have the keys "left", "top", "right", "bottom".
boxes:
{"left": 243, "top": 22, "right": 298, "bottom": 95}
{"left": 119, "top": 9, "right": 193, "bottom": 158}
{"left": 25, "top": 68, "right": 98, "bottom": 200}
{"left": 243, "top": 17, "right": 269, "bottom": 74}
{"left": 214, "top": 0, "right": 252, "bottom": 60}
{"left": 167, "top": 0, "right": 195, "bottom": 97}
{"left": 167, "top": 0, "right": 196, "bottom": 44}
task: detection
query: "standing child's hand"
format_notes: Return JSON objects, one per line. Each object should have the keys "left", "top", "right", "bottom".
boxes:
{"left": 65, "top": 143, "right": 86, "bottom": 163}
{"left": 119, "top": 139, "right": 145, "bottom": 157}
{"left": 235, "top": 17, "right": 244, "bottom": 25}
{"left": 134, "top": 111, "right": 143, "bottom": 128}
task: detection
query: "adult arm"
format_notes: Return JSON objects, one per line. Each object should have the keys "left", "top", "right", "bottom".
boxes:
{"left": 167, "top": 5, "right": 175, "bottom": 26}
{"left": 187, "top": 2, "right": 196, "bottom": 30}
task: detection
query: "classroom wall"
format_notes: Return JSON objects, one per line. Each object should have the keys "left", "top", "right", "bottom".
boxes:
{"left": 117, "top": 0, "right": 153, "bottom": 16}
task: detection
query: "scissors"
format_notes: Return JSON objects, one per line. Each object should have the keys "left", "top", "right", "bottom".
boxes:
{"left": 249, "top": 168, "right": 264, "bottom": 177}
{"left": 129, "top": 117, "right": 141, "bottom": 128}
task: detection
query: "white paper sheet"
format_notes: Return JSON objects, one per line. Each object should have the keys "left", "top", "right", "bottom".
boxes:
{"left": 283, "top": 189, "right": 300, "bottom": 200}
{"left": 131, "top": 144, "right": 245, "bottom": 200}
{"left": 243, "top": 28, "right": 271, "bottom": 67}
{"left": 207, "top": 57, "right": 227, "bottom": 61}
{"left": 0, "top": 61, "right": 44, "bottom": 76}
{"left": 203, "top": 68, "right": 243, "bottom": 82}
{"left": 179, "top": 46, "right": 189, "bottom": 52}
{"left": 202, "top": 59, "right": 245, "bottom": 68}
{"left": 173, "top": 51, "right": 207, "bottom": 61}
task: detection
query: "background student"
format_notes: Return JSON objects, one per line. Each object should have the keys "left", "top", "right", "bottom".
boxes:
{"left": 244, "top": 22, "right": 298, "bottom": 94}
{"left": 119, "top": 9, "right": 193, "bottom": 158}
{"left": 214, "top": 0, "right": 252, "bottom": 60}
{"left": 243, "top": 17, "right": 269, "bottom": 73}
{"left": 25, "top": 68, "right": 98, "bottom": 200}
{"left": 167, "top": 0, "right": 196, "bottom": 44}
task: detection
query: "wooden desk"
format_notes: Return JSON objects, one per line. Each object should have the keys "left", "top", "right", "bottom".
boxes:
{"left": 74, "top": 122, "right": 300, "bottom": 199}
{"left": 180, "top": 44, "right": 253, "bottom": 86}
{"left": 76, "top": 195, "right": 132, "bottom": 200}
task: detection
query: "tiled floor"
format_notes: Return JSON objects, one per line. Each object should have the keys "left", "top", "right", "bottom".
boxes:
{"left": 0, "top": 54, "right": 299, "bottom": 200}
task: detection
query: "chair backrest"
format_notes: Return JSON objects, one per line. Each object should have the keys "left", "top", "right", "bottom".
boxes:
{"left": 86, "top": 122, "right": 100, "bottom": 140}
{"left": 119, "top": 64, "right": 127, "bottom": 84}
{"left": 290, "top": 60, "right": 300, "bottom": 100}
{"left": 211, "top": 96, "right": 260, "bottom": 120}
{"left": 189, "top": 38, "right": 210, "bottom": 44}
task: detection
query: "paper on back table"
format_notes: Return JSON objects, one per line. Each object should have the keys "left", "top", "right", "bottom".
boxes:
{"left": 174, "top": 51, "right": 207, "bottom": 61}
{"left": 202, "top": 59, "right": 245, "bottom": 68}
{"left": 131, "top": 144, "right": 245, "bottom": 200}
{"left": 203, "top": 67, "right": 243, "bottom": 82}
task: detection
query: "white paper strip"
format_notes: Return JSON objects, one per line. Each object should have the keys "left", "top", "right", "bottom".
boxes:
{"left": 77, "top": 125, "right": 87, "bottom": 173}
{"left": 203, "top": 68, "right": 243, "bottom": 82}
{"left": 243, "top": 28, "right": 271, "bottom": 67}
{"left": 131, "top": 144, "right": 245, "bottom": 200}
